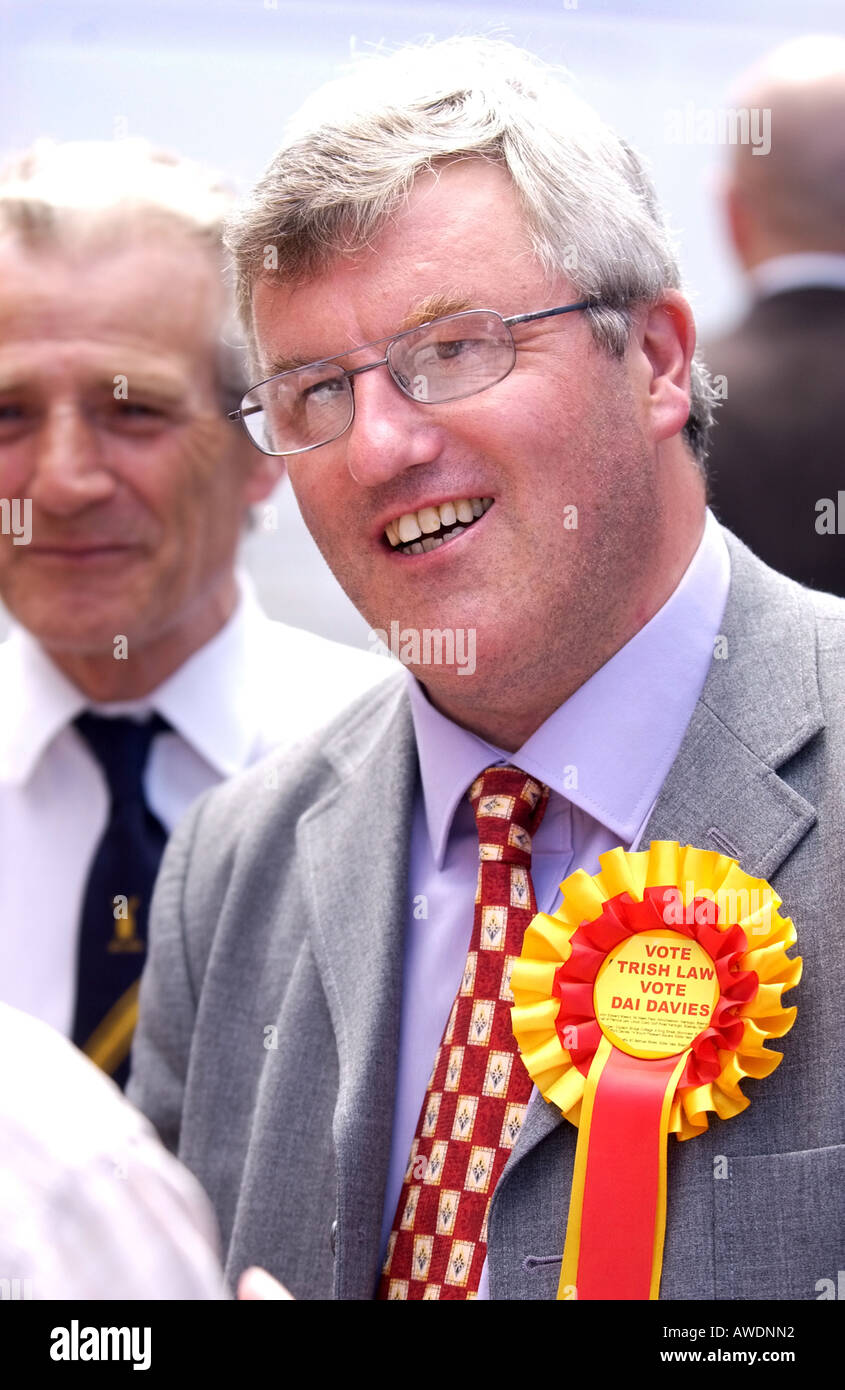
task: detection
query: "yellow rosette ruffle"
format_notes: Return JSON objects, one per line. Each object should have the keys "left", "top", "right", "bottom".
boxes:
{"left": 511, "top": 839, "right": 801, "bottom": 1140}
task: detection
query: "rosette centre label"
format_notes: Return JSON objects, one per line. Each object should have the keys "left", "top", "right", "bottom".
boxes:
{"left": 593, "top": 929, "right": 720, "bottom": 1059}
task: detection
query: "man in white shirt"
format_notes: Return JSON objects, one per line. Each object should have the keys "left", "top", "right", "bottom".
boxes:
{"left": 704, "top": 35, "right": 845, "bottom": 595}
{"left": 0, "top": 139, "right": 391, "bottom": 1085}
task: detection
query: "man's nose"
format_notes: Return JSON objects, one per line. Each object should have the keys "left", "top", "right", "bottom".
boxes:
{"left": 342, "top": 364, "right": 444, "bottom": 487}
{"left": 28, "top": 407, "right": 116, "bottom": 516}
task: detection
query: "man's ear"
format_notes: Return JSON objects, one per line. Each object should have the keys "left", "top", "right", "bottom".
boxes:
{"left": 636, "top": 291, "right": 696, "bottom": 446}
{"left": 722, "top": 174, "right": 755, "bottom": 271}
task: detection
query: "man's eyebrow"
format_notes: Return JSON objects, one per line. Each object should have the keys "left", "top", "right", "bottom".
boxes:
{"left": 0, "top": 370, "right": 186, "bottom": 401}
{"left": 264, "top": 293, "right": 481, "bottom": 377}
{"left": 399, "top": 293, "right": 479, "bottom": 330}
{"left": 0, "top": 374, "right": 30, "bottom": 394}
{"left": 265, "top": 351, "right": 315, "bottom": 377}
{"left": 95, "top": 374, "right": 187, "bottom": 402}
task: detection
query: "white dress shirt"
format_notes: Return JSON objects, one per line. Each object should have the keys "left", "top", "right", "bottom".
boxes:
{"left": 0, "top": 574, "right": 392, "bottom": 1034}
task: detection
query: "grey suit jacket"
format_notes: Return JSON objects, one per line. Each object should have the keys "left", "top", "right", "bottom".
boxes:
{"left": 128, "top": 529, "right": 845, "bottom": 1300}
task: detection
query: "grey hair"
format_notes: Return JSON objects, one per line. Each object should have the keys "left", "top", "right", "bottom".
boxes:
{"left": 225, "top": 36, "right": 716, "bottom": 466}
{"left": 0, "top": 138, "right": 249, "bottom": 411}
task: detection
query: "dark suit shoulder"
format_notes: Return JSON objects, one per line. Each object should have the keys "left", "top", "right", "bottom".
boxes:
{"left": 704, "top": 286, "right": 845, "bottom": 350}
{"left": 701, "top": 294, "right": 845, "bottom": 598}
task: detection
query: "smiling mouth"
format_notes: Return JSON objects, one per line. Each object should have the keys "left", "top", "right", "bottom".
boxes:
{"left": 384, "top": 496, "right": 493, "bottom": 556}
{"left": 29, "top": 545, "right": 135, "bottom": 559}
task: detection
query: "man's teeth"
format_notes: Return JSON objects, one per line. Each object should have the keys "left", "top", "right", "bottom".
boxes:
{"left": 385, "top": 497, "right": 493, "bottom": 553}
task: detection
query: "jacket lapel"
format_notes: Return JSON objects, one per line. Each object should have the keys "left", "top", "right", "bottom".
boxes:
{"left": 299, "top": 680, "right": 418, "bottom": 1299}
{"left": 641, "top": 532, "right": 822, "bottom": 877}
{"left": 502, "top": 529, "right": 824, "bottom": 1186}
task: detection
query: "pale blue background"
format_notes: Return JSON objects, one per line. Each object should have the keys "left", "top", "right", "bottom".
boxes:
{"left": 2, "top": 0, "right": 842, "bottom": 643}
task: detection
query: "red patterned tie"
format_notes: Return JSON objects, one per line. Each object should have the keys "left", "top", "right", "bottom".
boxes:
{"left": 378, "top": 765, "right": 550, "bottom": 1299}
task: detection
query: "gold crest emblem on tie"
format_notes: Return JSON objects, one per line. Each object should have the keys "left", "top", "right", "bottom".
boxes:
{"left": 108, "top": 894, "right": 145, "bottom": 954}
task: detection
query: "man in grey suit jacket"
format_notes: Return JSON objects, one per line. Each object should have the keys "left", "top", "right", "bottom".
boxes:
{"left": 128, "top": 38, "right": 845, "bottom": 1301}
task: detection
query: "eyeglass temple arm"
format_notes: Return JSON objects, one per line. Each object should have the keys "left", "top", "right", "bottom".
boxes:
{"left": 504, "top": 300, "right": 594, "bottom": 328}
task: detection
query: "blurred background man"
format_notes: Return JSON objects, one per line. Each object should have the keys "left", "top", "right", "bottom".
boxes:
{"left": 0, "top": 139, "right": 391, "bottom": 1088}
{"left": 704, "top": 35, "right": 845, "bottom": 596}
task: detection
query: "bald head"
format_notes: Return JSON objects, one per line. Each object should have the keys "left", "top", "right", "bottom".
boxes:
{"left": 724, "top": 35, "right": 845, "bottom": 268}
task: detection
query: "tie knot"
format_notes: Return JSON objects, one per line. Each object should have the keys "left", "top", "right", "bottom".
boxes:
{"left": 468, "top": 764, "right": 549, "bottom": 864}
{"left": 74, "top": 712, "right": 169, "bottom": 806}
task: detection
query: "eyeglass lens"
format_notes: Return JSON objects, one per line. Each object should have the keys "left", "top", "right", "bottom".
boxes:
{"left": 240, "top": 310, "right": 516, "bottom": 455}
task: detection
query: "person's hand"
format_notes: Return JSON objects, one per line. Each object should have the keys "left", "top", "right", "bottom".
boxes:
{"left": 237, "top": 1266, "right": 294, "bottom": 1300}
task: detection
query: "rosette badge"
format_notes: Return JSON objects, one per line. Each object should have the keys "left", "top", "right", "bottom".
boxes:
{"left": 511, "top": 839, "right": 801, "bottom": 1301}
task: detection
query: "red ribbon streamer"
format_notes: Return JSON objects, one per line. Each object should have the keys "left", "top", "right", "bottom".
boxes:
{"left": 552, "top": 886, "right": 758, "bottom": 1300}
{"left": 576, "top": 1048, "right": 680, "bottom": 1299}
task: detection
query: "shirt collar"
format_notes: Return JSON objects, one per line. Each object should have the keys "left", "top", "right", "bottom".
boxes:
{"left": 749, "top": 253, "right": 845, "bottom": 300}
{"left": 0, "top": 571, "right": 264, "bottom": 785}
{"left": 147, "top": 572, "right": 269, "bottom": 777}
{"left": 408, "top": 508, "right": 730, "bottom": 867}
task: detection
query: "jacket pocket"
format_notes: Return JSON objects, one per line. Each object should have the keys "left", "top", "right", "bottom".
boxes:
{"left": 713, "top": 1144, "right": 845, "bottom": 1300}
